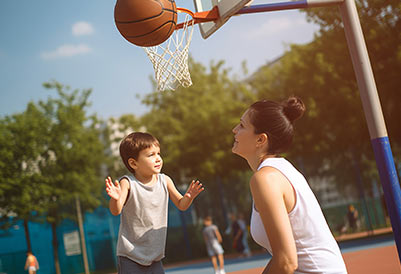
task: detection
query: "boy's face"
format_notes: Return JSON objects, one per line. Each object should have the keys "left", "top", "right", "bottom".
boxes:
{"left": 130, "top": 144, "right": 163, "bottom": 176}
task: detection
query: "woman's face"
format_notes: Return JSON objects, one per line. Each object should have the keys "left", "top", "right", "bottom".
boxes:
{"left": 232, "top": 109, "right": 259, "bottom": 159}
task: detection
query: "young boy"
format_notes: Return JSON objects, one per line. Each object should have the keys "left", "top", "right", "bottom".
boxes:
{"left": 202, "top": 216, "right": 226, "bottom": 274}
{"left": 105, "top": 132, "right": 204, "bottom": 274}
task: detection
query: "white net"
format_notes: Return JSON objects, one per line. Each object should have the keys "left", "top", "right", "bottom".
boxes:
{"left": 144, "top": 14, "right": 194, "bottom": 91}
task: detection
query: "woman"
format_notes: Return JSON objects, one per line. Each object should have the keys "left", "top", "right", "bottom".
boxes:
{"left": 232, "top": 97, "right": 347, "bottom": 274}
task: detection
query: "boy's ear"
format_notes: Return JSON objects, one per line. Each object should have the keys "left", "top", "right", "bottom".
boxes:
{"left": 128, "top": 158, "right": 137, "bottom": 170}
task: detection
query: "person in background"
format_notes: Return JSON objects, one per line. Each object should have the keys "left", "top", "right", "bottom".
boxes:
{"left": 202, "top": 216, "right": 226, "bottom": 274}
{"left": 237, "top": 213, "right": 252, "bottom": 257}
{"left": 24, "top": 251, "right": 39, "bottom": 274}
{"left": 347, "top": 204, "right": 359, "bottom": 232}
{"left": 229, "top": 213, "right": 244, "bottom": 255}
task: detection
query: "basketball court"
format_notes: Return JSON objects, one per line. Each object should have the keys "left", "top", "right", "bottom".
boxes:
{"left": 113, "top": 0, "right": 401, "bottom": 270}
{"left": 165, "top": 232, "right": 400, "bottom": 274}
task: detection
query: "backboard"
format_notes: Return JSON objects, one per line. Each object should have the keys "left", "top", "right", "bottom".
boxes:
{"left": 193, "top": 0, "right": 252, "bottom": 39}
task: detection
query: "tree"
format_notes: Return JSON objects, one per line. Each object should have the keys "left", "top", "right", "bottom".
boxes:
{"left": 303, "top": 0, "right": 401, "bottom": 153}
{"left": 0, "top": 103, "right": 51, "bottom": 251}
{"left": 251, "top": 41, "right": 371, "bottom": 182}
{"left": 105, "top": 114, "right": 144, "bottom": 178}
{"left": 250, "top": 0, "right": 401, "bottom": 194}
{"left": 37, "top": 81, "right": 106, "bottom": 274}
{"left": 141, "top": 58, "right": 256, "bottom": 220}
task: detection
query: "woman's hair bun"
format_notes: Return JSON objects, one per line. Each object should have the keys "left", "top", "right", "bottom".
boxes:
{"left": 282, "top": 96, "right": 306, "bottom": 122}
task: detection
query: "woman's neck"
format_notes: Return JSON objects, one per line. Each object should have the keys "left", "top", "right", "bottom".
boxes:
{"left": 248, "top": 154, "right": 276, "bottom": 172}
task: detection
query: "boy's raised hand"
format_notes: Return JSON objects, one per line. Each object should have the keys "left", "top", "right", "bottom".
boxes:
{"left": 185, "top": 180, "right": 204, "bottom": 199}
{"left": 105, "top": 176, "right": 121, "bottom": 200}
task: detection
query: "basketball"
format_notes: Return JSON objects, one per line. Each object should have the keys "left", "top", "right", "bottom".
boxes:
{"left": 114, "top": 0, "right": 177, "bottom": 47}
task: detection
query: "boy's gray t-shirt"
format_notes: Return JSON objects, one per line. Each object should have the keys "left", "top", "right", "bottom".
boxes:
{"left": 203, "top": 225, "right": 218, "bottom": 246}
{"left": 116, "top": 173, "right": 169, "bottom": 266}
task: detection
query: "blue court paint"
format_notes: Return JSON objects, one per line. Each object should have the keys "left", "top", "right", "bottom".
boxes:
{"left": 371, "top": 137, "right": 401, "bottom": 261}
{"left": 338, "top": 233, "right": 395, "bottom": 253}
{"left": 165, "top": 253, "right": 271, "bottom": 274}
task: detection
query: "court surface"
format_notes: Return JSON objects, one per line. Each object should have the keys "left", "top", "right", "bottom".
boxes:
{"left": 165, "top": 233, "right": 400, "bottom": 274}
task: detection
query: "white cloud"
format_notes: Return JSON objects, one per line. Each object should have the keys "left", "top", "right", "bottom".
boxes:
{"left": 72, "top": 21, "right": 94, "bottom": 36}
{"left": 41, "top": 44, "right": 92, "bottom": 60}
{"left": 247, "top": 16, "right": 306, "bottom": 39}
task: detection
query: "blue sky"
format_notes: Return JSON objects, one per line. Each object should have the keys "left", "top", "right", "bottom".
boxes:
{"left": 0, "top": 0, "right": 319, "bottom": 120}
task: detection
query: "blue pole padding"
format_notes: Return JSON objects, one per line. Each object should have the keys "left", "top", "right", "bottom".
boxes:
{"left": 371, "top": 137, "right": 401, "bottom": 260}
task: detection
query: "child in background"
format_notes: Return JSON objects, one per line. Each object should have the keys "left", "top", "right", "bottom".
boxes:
{"left": 105, "top": 132, "right": 204, "bottom": 274}
{"left": 202, "top": 216, "right": 226, "bottom": 274}
{"left": 24, "top": 251, "right": 39, "bottom": 274}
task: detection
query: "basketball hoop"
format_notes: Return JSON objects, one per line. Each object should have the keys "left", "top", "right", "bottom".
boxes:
{"left": 143, "top": 9, "right": 194, "bottom": 91}
{"left": 144, "top": 7, "right": 219, "bottom": 91}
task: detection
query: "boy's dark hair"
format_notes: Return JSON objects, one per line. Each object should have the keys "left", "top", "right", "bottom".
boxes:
{"left": 119, "top": 132, "right": 160, "bottom": 174}
{"left": 204, "top": 216, "right": 212, "bottom": 222}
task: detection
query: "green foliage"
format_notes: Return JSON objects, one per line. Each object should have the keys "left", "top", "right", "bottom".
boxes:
{"left": 39, "top": 81, "right": 106, "bottom": 224}
{"left": 140, "top": 58, "right": 256, "bottom": 215}
{"left": 1, "top": 1, "right": 398, "bottom": 265}
{"left": 303, "top": 0, "right": 401, "bottom": 154}
{"left": 0, "top": 102, "right": 51, "bottom": 227}
{"left": 105, "top": 114, "right": 144, "bottom": 178}
{"left": 251, "top": 0, "right": 401, "bottom": 193}
{"left": 0, "top": 81, "right": 107, "bottom": 228}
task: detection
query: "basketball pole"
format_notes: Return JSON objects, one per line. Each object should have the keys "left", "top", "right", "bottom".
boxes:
{"left": 338, "top": 0, "right": 401, "bottom": 262}
{"left": 237, "top": 0, "right": 401, "bottom": 263}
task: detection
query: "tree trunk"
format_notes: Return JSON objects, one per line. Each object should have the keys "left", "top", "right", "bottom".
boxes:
{"left": 75, "top": 196, "right": 90, "bottom": 274}
{"left": 51, "top": 222, "right": 61, "bottom": 274}
{"left": 23, "top": 219, "right": 32, "bottom": 252}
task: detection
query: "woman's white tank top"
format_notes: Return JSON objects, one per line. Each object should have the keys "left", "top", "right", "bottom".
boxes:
{"left": 250, "top": 158, "right": 347, "bottom": 274}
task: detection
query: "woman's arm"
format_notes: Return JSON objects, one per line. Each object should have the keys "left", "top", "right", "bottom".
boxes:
{"left": 250, "top": 167, "right": 298, "bottom": 274}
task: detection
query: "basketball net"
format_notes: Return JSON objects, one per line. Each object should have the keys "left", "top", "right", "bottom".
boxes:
{"left": 144, "top": 11, "right": 194, "bottom": 91}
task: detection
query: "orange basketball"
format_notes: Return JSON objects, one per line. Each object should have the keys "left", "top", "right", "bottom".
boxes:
{"left": 114, "top": 0, "right": 177, "bottom": 47}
